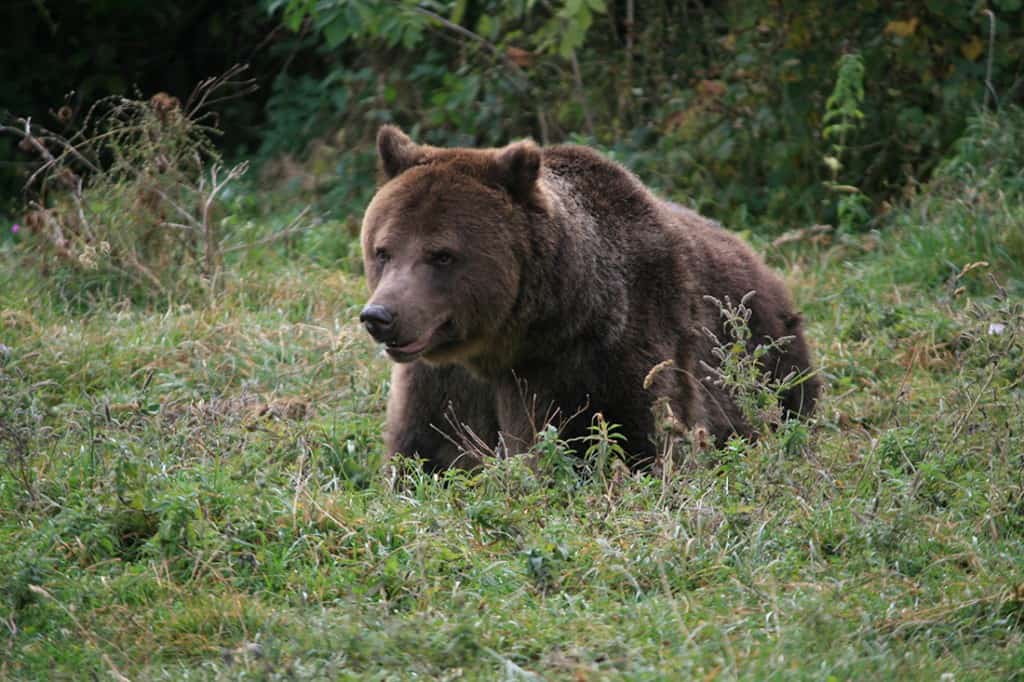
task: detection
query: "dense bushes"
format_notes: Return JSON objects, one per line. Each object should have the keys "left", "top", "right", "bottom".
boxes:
{"left": 3, "top": 2, "right": 1022, "bottom": 234}
{"left": 259, "top": 0, "right": 1024, "bottom": 230}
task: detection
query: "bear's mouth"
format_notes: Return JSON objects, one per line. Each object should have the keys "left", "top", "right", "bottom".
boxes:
{"left": 384, "top": 319, "right": 456, "bottom": 362}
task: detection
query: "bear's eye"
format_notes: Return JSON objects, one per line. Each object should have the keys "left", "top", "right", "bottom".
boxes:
{"left": 374, "top": 248, "right": 391, "bottom": 264}
{"left": 429, "top": 250, "right": 454, "bottom": 267}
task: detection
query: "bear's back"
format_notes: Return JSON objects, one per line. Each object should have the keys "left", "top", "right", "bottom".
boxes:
{"left": 540, "top": 145, "right": 667, "bottom": 242}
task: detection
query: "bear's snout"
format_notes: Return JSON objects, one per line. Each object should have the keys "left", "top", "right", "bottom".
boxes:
{"left": 360, "top": 304, "right": 396, "bottom": 343}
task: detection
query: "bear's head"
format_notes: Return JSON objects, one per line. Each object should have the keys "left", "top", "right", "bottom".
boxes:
{"left": 359, "top": 126, "right": 543, "bottom": 369}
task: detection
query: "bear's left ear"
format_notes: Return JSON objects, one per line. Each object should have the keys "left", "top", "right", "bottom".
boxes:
{"left": 377, "top": 125, "right": 423, "bottom": 180}
{"left": 491, "top": 140, "right": 541, "bottom": 201}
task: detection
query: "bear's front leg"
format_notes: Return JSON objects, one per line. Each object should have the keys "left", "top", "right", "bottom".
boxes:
{"left": 493, "top": 369, "right": 667, "bottom": 470}
{"left": 490, "top": 376, "right": 609, "bottom": 461}
{"left": 385, "top": 362, "right": 500, "bottom": 472}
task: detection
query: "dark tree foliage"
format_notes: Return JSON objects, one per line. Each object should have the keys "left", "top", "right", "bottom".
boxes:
{"left": 3, "top": 0, "right": 1023, "bottom": 231}
{"left": 255, "top": 0, "right": 1024, "bottom": 230}
{"left": 0, "top": 0, "right": 280, "bottom": 210}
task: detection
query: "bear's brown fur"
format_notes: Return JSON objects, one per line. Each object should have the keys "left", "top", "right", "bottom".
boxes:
{"left": 360, "top": 126, "right": 819, "bottom": 471}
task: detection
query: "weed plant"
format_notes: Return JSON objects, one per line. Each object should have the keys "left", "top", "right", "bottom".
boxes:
{"left": 2, "top": 68, "right": 263, "bottom": 304}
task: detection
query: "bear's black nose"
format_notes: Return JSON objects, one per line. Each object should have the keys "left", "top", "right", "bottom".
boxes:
{"left": 360, "top": 304, "right": 395, "bottom": 342}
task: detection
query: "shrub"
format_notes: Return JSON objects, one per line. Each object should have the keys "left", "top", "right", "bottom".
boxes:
{"left": 257, "top": 1, "right": 1024, "bottom": 231}
{"left": 3, "top": 71, "right": 255, "bottom": 302}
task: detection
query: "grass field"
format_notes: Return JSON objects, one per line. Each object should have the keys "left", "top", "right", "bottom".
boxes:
{"left": 2, "top": 111, "right": 1023, "bottom": 680}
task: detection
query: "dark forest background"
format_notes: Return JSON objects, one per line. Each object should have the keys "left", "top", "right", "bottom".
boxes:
{"left": 2, "top": 1, "right": 1023, "bottom": 232}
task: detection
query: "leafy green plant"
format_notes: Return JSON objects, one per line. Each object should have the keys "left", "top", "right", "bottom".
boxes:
{"left": 823, "top": 52, "right": 871, "bottom": 232}
{"left": 582, "top": 412, "right": 627, "bottom": 489}
{"left": 700, "top": 292, "right": 811, "bottom": 436}
{"left": 531, "top": 424, "right": 579, "bottom": 489}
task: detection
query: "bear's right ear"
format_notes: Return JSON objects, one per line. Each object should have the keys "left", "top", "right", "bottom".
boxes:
{"left": 492, "top": 140, "right": 541, "bottom": 202}
{"left": 377, "top": 125, "right": 422, "bottom": 180}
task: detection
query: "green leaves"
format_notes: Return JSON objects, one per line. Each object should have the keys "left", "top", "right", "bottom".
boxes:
{"left": 544, "top": 0, "right": 604, "bottom": 58}
{"left": 272, "top": 0, "right": 428, "bottom": 49}
{"left": 254, "top": 0, "right": 1024, "bottom": 234}
{"left": 822, "top": 54, "right": 866, "bottom": 146}
{"left": 269, "top": 0, "right": 604, "bottom": 69}
{"left": 822, "top": 53, "right": 869, "bottom": 231}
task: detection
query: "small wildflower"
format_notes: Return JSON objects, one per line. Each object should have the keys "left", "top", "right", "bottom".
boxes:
{"left": 11, "top": 223, "right": 19, "bottom": 234}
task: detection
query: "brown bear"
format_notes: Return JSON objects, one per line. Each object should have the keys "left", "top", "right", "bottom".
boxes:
{"left": 359, "top": 126, "right": 819, "bottom": 472}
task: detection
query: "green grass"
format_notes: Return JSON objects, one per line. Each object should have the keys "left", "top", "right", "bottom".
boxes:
{"left": 2, "top": 111, "right": 1024, "bottom": 680}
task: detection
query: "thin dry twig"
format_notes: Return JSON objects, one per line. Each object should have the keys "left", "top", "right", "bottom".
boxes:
{"left": 2, "top": 74, "right": 262, "bottom": 300}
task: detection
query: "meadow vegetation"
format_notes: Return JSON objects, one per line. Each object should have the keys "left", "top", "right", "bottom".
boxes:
{"left": 1, "top": 101, "right": 1022, "bottom": 678}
